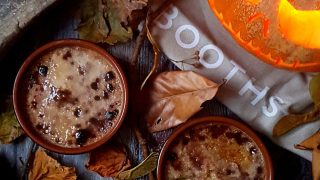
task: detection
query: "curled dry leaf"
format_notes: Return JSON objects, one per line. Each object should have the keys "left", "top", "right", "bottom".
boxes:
{"left": 273, "top": 107, "right": 320, "bottom": 137}
{"left": 273, "top": 74, "right": 320, "bottom": 137}
{"left": 86, "top": 142, "right": 131, "bottom": 177}
{"left": 28, "top": 149, "right": 77, "bottom": 180}
{"left": 295, "top": 131, "right": 320, "bottom": 180}
{"left": 0, "top": 97, "right": 23, "bottom": 144}
{"left": 77, "top": 0, "right": 147, "bottom": 44}
{"left": 144, "top": 71, "right": 220, "bottom": 132}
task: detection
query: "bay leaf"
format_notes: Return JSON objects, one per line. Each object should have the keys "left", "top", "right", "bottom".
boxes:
{"left": 86, "top": 142, "right": 131, "bottom": 177}
{"left": 0, "top": 97, "right": 23, "bottom": 144}
{"left": 28, "top": 149, "right": 77, "bottom": 180}
{"left": 77, "top": 0, "right": 147, "bottom": 44}
{"left": 273, "top": 107, "right": 320, "bottom": 137}
{"left": 116, "top": 152, "right": 158, "bottom": 180}
{"left": 273, "top": 74, "right": 320, "bottom": 137}
{"left": 144, "top": 71, "right": 220, "bottom": 132}
{"left": 310, "top": 74, "right": 320, "bottom": 105}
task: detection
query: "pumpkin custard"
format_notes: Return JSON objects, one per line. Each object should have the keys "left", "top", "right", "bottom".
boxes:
{"left": 23, "top": 46, "right": 124, "bottom": 147}
{"left": 164, "top": 123, "right": 265, "bottom": 179}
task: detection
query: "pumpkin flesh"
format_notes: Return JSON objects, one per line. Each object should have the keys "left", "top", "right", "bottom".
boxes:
{"left": 278, "top": 0, "right": 320, "bottom": 49}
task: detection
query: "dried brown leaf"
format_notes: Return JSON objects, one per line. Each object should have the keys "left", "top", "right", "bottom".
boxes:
{"left": 273, "top": 107, "right": 320, "bottom": 137}
{"left": 28, "top": 149, "right": 77, "bottom": 180}
{"left": 273, "top": 74, "right": 320, "bottom": 137}
{"left": 86, "top": 142, "right": 131, "bottom": 177}
{"left": 295, "top": 131, "right": 320, "bottom": 150}
{"left": 295, "top": 131, "right": 320, "bottom": 180}
{"left": 312, "top": 149, "right": 320, "bottom": 180}
{"left": 144, "top": 71, "right": 219, "bottom": 132}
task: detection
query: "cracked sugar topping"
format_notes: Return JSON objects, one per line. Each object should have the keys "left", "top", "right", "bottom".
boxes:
{"left": 164, "top": 123, "right": 266, "bottom": 180}
{"left": 24, "top": 46, "right": 124, "bottom": 147}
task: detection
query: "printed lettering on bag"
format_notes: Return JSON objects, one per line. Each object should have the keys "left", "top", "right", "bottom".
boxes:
{"left": 155, "top": 6, "right": 179, "bottom": 29}
{"left": 154, "top": 5, "right": 286, "bottom": 118}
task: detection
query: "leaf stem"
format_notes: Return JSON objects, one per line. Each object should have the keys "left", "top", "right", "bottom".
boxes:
{"left": 140, "top": 46, "right": 159, "bottom": 90}
{"left": 140, "top": 17, "right": 161, "bottom": 90}
{"left": 169, "top": 51, "right": 200, "bottom": 70}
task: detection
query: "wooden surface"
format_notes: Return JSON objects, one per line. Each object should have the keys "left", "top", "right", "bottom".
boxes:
{"left": 0, "top": 0, "right": 313, "bottom": 179}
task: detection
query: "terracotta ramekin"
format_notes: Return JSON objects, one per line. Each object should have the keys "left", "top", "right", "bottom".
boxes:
{"left": 13, "top": 39, "right": 128, "bottom": 154}
{"left": 157, "top": 116, "right": 273, "bottom": 180}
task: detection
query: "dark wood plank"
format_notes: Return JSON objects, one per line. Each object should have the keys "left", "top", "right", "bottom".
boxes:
{"left": 0, "top": 0, "right": 312, "bottom": 179}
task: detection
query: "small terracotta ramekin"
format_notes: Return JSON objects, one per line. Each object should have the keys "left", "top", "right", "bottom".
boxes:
{"left": 157, "top": 116, "right": 273, "bottom": 180}
{"left": 13, "top": 39, "right": 128, "bottom": 154}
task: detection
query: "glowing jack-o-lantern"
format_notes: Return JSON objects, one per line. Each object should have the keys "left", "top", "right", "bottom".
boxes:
{"left": 208, "top": 0, "right": 320, "bottom": 72}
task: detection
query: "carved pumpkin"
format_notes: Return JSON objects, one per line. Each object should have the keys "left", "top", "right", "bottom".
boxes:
{"left": 208, "top": 0, "right": 320, "bottom": 72}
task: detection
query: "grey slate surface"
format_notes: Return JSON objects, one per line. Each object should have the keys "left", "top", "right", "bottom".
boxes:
{"left": 0, "top": 0, "right": 58, "bottom": 55}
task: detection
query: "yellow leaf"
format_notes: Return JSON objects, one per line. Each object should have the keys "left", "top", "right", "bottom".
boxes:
{"left": 310, "top": 74, "right": 320, "bottom": 105}
{"left": 0, "top": 97, "right": 23, "bottom": 144}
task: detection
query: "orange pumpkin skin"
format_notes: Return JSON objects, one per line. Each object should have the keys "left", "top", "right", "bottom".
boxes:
{"left": 208, "top": 0, "right": 320, "bottom": 72}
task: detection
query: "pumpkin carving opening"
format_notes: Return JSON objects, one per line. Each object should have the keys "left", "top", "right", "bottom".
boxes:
{"left": 208, "top": 0, "right": 320, "bottom": 72}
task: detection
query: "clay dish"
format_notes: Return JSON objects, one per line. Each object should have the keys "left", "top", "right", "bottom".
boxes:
{"left": 13, "top": 39, "right": 128, "bottom": 154}
{"left": 157, "top": 116, "right": 273, "bottom": 180}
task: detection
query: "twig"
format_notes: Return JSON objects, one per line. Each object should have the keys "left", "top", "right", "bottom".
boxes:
{"left": 140, "top": 45, "right": 159, "bottom": 90}
{"left": 128, "top": 1, "right": 177, "bottom": 179}
{"left": 139, "top": 0, "right": 177, "bottom": 90}
{"left": 128, "top": 72, "right": 155, "bottom": 180}
{"left": 131, "top": 0, "right": 170, "bottom": 67}
{"left": 129, "top": 62, "right": 155, "bottom": 180}
{"left": 129, "top": 11, "right": 155, "bottom": 180}
{"left": 169, "top": 51, "right": 200, "bottom": 70}
{"left": 140, "top": 17, "right": 160, "bottom": 90}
